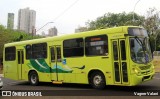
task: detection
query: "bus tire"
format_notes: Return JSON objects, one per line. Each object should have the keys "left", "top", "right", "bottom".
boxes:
{"left": 90, "top": 71, "right": 106, "bottom": 89}
{"left": 29, "top": 71, "right": 39, "bottom": 86}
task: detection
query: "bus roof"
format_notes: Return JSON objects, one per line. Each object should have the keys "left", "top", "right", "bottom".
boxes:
{"left": 4, "top": 26, "right": 141, "bottom": 47}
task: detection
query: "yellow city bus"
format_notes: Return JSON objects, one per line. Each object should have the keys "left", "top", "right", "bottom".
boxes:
{"left": 3, "top": 26, "right": 155, "bottom": 89}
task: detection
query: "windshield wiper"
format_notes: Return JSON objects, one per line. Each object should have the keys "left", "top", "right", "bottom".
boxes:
{"left": 135, "top": 36, "right": 143, "bottom": 46}
{"left": 134, "top": 36, "right": 148, "bottom": 64}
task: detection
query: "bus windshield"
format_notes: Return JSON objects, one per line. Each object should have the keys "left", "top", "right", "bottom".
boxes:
{"left": 129, "top": 28, "right": 153, "bottom": 64}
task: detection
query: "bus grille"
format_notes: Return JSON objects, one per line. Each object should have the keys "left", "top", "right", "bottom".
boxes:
{"left": 142, "top": 70, "right": 151, "bottom": 75}
{"left": 139, "top": 65, "right": 151, "bottom": 70}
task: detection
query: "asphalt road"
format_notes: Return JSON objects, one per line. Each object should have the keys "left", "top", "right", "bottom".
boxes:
{"left": 0, "top": 73, "right": 160, "bottom": 96}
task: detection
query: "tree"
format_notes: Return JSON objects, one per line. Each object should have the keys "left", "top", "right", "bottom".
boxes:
{"left": 0, "top": 25, "right": 42, "bottom": 60}
{"left": 85, "top": 12, "right": 144, "bottom": 31}
{"left": 143, "top": 8, "right": 160, "bottom": 51}
{"left": 76, "top": 9, "right": 160, "bottom": 51}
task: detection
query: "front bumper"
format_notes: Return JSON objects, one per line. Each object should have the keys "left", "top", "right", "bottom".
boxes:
{"left": 130, "top": 71, "right": 155, "bottom": 86}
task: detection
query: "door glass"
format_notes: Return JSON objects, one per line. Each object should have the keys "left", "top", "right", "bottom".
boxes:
{"left": 113, "top": 41, "right": 120, "bottom": 82}
{"left": 50, "top": 47, "right": 55, "bottom": 62}
{"left": 18, "top": 51, "right": 21, "bottom": 64}
{"left": 120, "top": 40, "right": 126, "bottom": 60}
{"left": 57, "top": 47, "right": 61, "bottom": 62}
{"left": 113, "top": 40, "right": 128, "bottom": 84}
{"left": 21, "top": 51, "right": 24, "bottom": 64}
{"left": 122, "top": 62, "right": 128, "bottom": 82}
{"left": 18, "top": 51, "right": 24, "bottom": 64}
{"left": 113, "top": 41, "right": 118, "bottom": 60}
{"left": 114, "top": 62, "right": 120, "bottom": 82}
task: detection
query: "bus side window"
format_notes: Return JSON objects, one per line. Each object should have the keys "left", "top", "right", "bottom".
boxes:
{"left": 63, "top": 38, "right": 84, "bottom": 57}
{"left": 5, "top": 46, "right": 16, "bottom": 61}
{"left": 32, "top": 43, "right": 47, "bottom": 59}
{"left": 85, "top": 35, "right": 108, "bottom": 56}
{"left": 26, "top": 45, "right": 32, "bottom": 59}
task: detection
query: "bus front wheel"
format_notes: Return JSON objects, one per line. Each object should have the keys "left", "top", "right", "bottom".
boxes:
{"left": 29, "top": 71, "right": 39, "bottom": 86}
{"left": 90, "top": 72, "right": 106, "bottom": 89}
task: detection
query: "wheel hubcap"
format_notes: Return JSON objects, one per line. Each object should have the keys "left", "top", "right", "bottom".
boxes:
{"left": 31, "top": 74, "right": 37, "bottom": 84}
{"left": 93, "top": 75, "right": 102, "bottom": 86}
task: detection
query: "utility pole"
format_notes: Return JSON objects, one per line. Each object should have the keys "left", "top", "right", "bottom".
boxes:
{"left": 36, "top": 22, "right": 54, "bottom": 33}
{"left": 32, "top": 26, "right": 35, "bottom": 39}
{"left": 133, "top": 0, "right": 141, "bottom": 22}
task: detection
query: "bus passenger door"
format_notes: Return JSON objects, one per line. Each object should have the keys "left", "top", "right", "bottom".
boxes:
{"left": 112, "top": 39, "right": 129, "bottom": 85}
{"left": 50, "top": 46, "right": 63, "bottom": 82}
{"left": 17, "top": 50, "right": 24, "bottom": 80}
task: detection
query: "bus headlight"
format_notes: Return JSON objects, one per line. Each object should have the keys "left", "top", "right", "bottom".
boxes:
{"left": 133, "top": 68, "right": 141, "bottom": 75}
{"left": 134, "top": 69, "right": 138, "bottom": 73}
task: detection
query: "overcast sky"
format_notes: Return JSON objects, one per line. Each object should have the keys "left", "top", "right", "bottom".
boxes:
{"left": 0, "top": 0, "right": 160, "bottom": 35}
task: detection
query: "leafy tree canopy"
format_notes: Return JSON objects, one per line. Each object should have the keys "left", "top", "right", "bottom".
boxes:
{"left": 76, "top": 8, "right": 160, "bottom": 51}
{"left": 0, "top": 25, "right": 42, "bottom": 58}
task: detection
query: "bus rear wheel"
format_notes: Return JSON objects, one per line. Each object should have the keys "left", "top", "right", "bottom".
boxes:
{"left": 90, "top": 72, "right": 106, "bottom": 89}
{"left": 29, "top": 71, "right": 39, "bottom": 86}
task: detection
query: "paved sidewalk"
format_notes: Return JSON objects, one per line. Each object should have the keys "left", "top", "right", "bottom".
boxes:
{"left": 0, "top": 74, "right": 4, "bottom": 77}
